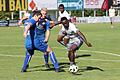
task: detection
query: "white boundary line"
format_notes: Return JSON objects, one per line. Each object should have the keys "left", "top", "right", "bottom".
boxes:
{"left": 0, "top": 45, "right": 120, "bottom": 57}
{"left": 53, "top": 47, "right": 120, "bottom": 57}
{"left": 0, "top": 45, "right": 23, "bottom": 47}
{"left": 0, "top": 53, "right": 120, "bottom": 62}
{"left": 0, "top": 45, "right": 120, "bottom": 62}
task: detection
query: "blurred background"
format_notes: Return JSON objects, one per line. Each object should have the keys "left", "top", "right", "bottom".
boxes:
{"left": 0, "top": 0, "right": 120, "bottom": 26}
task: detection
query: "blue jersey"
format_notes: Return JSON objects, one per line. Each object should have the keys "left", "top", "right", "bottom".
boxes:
{"left": 24, "top": 19, "right": 37, "bottom": 50}
{"left": 23, "top": 14, "right": 32, "bottom": 26}
{"left": 34, "top": 18, "right": 50, "bottom": 40}
{"left": 24, "top": 18, "right": 36, "bottom": 35}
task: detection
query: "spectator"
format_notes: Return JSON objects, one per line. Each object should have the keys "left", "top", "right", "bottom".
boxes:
{"left": 109, "top": 6, "right": 115, "bottom": 28}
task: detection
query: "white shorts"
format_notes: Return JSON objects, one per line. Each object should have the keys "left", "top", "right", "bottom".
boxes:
{"left": 58, "top": 29, "right": 65, "bottom": 36}
{"left": 66, "top": 38, "right": 83, "bottom": 51}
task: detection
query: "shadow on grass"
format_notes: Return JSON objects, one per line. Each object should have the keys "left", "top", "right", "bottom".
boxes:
{"left": 28, "top": 62, "right": 70, "bottom": 69}
{"left": 25, "top": 62, "right": 69, "bottom": 73}
{"left": 75, "top": 54, "right": 91, "bottom": 58}
{"left": 79, "top": 66, "right": 104, "bottom": 72}
{"left": 24, "top": 54, "right": 100, "bottom": 74}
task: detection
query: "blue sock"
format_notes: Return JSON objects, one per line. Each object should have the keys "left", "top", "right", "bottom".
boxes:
{"left": 49, "top": 52, "right": 59, "bottom": 69}
{"left": 44, "top": 52, "right": 49, "bottom": 64}
{"left": 22, "top": 51, "right": 32, "bottom": 70}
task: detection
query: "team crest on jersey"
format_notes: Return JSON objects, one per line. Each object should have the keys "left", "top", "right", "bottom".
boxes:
{"left": 70, "top": 31, "right": 75, "bottom": 34}
{"left": 67, "top": 30, "right": 75, "bottom": 35}
{"left": 37, "top": 25, "right": 44, "bottom": 30}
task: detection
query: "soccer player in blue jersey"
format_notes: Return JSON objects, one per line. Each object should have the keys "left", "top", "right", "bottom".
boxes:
{"left": 40, "top": 7, "right": 59, "bottom": 68}
{"left": 21, "top": 11, "right": 60, "bottom": 72}
{"left": 18, "top": 7, "right": 38, "bottom": 26}
{"left": 21, "top": 11, "right": 41, "bottom": 72}
{"left": 19, "top": 8, "right": 50, "bottom": 69}
{"left": 19, "top": 7, "right": 56, "bottom": 69}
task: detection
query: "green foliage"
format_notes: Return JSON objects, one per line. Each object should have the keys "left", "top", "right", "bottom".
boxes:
{"left": 96, "top": 9, "right": 106, "bottom": 16}
{"left": 0, "top": 11, "right": 19, "bottom": 20}
{"left": 71, "top": 9, "right": 107, "bottom": 17}
{"left": 0, "top": 12, "right": 10, "bottom": 20}
{"left": 71, "top": 10, "right": 82, "bottom": 17}
{"left": 84, "top": 9, "right": 94, "bottom": 17}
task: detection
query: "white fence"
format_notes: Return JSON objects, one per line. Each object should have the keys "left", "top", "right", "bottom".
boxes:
{"left": 76, "top": 16, "right": 120, "bottom": 23}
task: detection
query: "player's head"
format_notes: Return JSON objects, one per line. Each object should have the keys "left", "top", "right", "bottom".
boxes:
{"left": 32, "top": 7, "right": 38, "bottom": 12}
{"left": 32, "top": 11, "right": 42, "bottom": 21}
{"left": 59, "top": 4, "right": 64, "bottom": 13}
{"left": 110, "top": 6, "right": 113, "bottom": 9}
{"left": 61, "top": 17, "right": 69, "bottom": 29}
{"left": 41, "top": 7, "right": 48, "bottom": 18}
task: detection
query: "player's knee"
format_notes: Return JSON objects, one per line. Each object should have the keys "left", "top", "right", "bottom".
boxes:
{"left": 70, "top": 45, "right": 77, "bottom": 51}
{"left": 64, "top": 38, "right": 69, "bottom": 45}
{"left": 69, "top": 48, "right": 74, "bottom": 52}
{"left": 27, "top": 50, "right": 34, "bottom": 56}
{"left": 57, "top": 38, "right": 62, "bottom": 42}
{"left": 46, "top": 46, "right": 52, "bottom": 52}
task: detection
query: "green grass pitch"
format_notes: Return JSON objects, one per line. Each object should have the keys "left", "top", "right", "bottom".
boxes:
{"left": 0, "top": 23, "right": 120, "bottom": 80}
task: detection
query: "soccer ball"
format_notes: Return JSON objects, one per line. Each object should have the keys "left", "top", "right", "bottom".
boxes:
{"left": 69, "top": 65, "right": 78, "bottom": 73}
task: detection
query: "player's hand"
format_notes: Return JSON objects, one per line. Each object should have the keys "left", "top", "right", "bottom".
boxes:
{"left": 86, "top": 42, "right": 92, "bottom": 47}
{"left": 23, "top": 32, "right": 27, "bottom": 38}
{"left": 44, "top": 39, "right": 48, "bottom": 43}
{"left": 62, "top": 31, "right": 67, "bottom": 35}
{"left": 18, "top": 20, "right": 22, "bottom": 26}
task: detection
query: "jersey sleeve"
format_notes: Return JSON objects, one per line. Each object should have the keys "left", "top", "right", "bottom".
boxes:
{"left": 24, "top": 19, "right": 36, "bottom": 28}
{"left": 70, "top": 23, "right": 78, "bottom": 33}
{"left": 64, "top": 11, "right": 70, "bottom": 20}
{"left": 24, "top": 13, "right": 30, "bottom": 18}
{"left": 58, "top": 16, "right": 61, "bottom": 21}
{"left": 24, "top": 21, "right": 32, "bottom": 28}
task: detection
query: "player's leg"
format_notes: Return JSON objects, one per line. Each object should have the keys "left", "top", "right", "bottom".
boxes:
{"left": 67, "top": 40, "right": 83, "bottom": 63}
{"left": 21, "top": 37, "right": 34, "bottom": 72}
{"left": 46, "top": 46, "right": 60, "bottom": 72}
{"left": 44, "top": 52, "right": 50, "bottom": 68}
{"left": 21, "top": 49, "right": 34, "bottom": 72}
{"left": 68, "top": 44, "right": 77, "bottom": 65}
{"left": 110, "top": 17, "right": 114, "bottom": 28}
{"left": 57, "top": 35, "right": 65, "bottom": 46}
{"left": 35, "top": 40, "right": 60, "bottom": 72}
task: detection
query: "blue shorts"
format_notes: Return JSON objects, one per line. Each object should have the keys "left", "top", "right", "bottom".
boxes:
{"left": 25, "top": 36, "right": 48, "bottom": 53}
{"left": 34, "top": 38, "right": 48, "bottom": 53}
{"left": 25, "top": 36, "right": 34, "bottom": 50}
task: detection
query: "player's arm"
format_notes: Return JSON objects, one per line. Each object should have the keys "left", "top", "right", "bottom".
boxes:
{"left": 47, "top": 15, "right": 61, "bottom": 29}
{"left": 18, "top": 15, "right": 29, "bottom": 26}
{"left": 45, "top": 30, "right": 50, "bottom": 43}
{"left": 44, "top": 21, "right": 51, "bottom": 43}
{"left": 23, "top": 23, "right": 32, "bottom": 38}
{"left": 50, "top": 21, "right": 62, "bottom": 29}
{"left": 77, "top": 30, "right": 92, "bottom": 47}
{"left": 63, "top": 36, "right": 70, "bottom": 46}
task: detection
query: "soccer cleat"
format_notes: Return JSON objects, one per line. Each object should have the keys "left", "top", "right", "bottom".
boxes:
{"left": 26, "top": 64, "right": 29, "bottom": 69}
{"left": 45, "top": 63, "right": 50, "bottom": 69}
{"left": 21, "top": 64, "right": 29, "bottom": 73}
{"left": 21, "top": 69, "right": 27, "bottom": 72}
{"left": 55, "top": 68, "right": 62, "bottom": 72}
